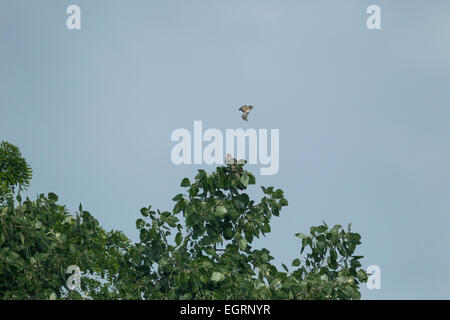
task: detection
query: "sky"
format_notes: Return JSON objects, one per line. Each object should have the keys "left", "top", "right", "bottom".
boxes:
{"left": 1, "top": 0, "right": 450, "bottom": 299}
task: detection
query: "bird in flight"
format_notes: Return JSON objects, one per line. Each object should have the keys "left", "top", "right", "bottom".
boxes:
{"left": 239, "top": 105, "right": 254, "bottom": 121}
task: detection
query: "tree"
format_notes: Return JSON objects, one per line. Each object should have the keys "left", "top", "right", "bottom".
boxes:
{"left": 0, "top": 142, "right": 367, "bottom": 299}
{"left": 0, "top": 193, "right": 131, "bottom": 299}
{"left": 0, "top": 142, "right": 129, "bottom": 300}
{"left": 116, "top": 163, "right": 367, "bottom": 299}
{"left": 0, "top": 141, "right": 32, "bottom": 205}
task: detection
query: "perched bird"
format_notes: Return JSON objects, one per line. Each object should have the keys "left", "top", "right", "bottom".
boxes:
{"left": 225, "top": 153, "right": 246, "bottom": 172}
{"left": 239, "top": 105, "right": 254, "bottom": 121}
{"left": 226, "top": 153, "right": 238, "bottom": 166}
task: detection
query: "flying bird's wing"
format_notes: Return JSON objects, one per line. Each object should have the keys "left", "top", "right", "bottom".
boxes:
{"left": 239, "top": 105, "right": 253, "bottom": 121}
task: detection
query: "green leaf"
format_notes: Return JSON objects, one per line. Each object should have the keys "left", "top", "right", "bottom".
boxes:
{"left": 175, "top": 232, "right": 182, "bottom": 246}
{"left": 48, "top": 192, "right": 58, "bottom": 202}
{"left": 357, "top": 270, "right": 368, "bottom": 282}
{"left": 239, "top": 239, "right": 247, "bottom": 250}
{"left": 240, "top": 174, "right": 250, "bottom": 186}
{"left": 180, "top": 178, "right": 190, "bottom": 187}
{"left": 136, "top": 219, "right": 145, "bottom": 229}
{"left": 166, "top": 215, "right": 179, "bottom": 227}
{"left": 292, "top": 258, "right": 300, "bottom": 267}
{"left": 181, "top": 293, "right": 192, "bottom": 300}
{"left": 330, "top": 224, "right": 341, "bottom": 234}
{"left": 211, "top": 271, "right": 224, "bottom": 282}
{"left": 140, "top": 207, "right": 149, "bottom": 217}
{"left": 172, "top": 194, "right": 183, "bottom": 201}
{"left": 215, "top": 205, "right": 227, "bottom": 217}
{"left": 274, "top": 189, "right": 284, "bottom": 199}
{"left": 262, "top": 224, "right": 271, "bottom": 233}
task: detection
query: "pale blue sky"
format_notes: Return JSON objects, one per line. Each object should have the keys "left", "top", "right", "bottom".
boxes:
{"left": 1, "top": 0, "right": 450, "bottom": 299}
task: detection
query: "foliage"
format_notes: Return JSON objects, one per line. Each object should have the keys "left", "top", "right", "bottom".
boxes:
{"left": 0, "top": 142, "right": 367, "bottom": 299}
{"left": 0, "top": 194, "right": 130, "bottom": 299}
{"left": 0, "top": 141, "right": 32, "bottom": 205}
{"left": 116, "top": 163, "right": 367, "bottom": 299}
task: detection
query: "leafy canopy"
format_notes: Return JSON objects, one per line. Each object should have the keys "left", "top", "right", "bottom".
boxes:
{"left": 117, "top": 162, "right": 367, "bottom": 299}
{"left": 0, "top": 142, "right": 367, "bottom": 299}
{"left": 0, "top": 141, "right": 32, "bottom": 205}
